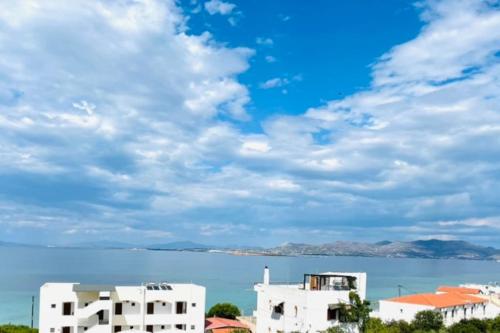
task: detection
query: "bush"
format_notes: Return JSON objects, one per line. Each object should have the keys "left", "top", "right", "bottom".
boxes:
{"left": 207, "top": 303, "right": 241, "bottom": 319}
{"left": 411, "top": 310, "right": 444, "bottom": 332}
{"left": 448, "top": 320, "right": 482, "bottom": 333}
{"left": 0, "top": 325, "right": 38, "bottom": 333}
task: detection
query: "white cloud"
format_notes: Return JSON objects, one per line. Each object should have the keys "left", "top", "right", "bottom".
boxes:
{"left": 264, "top": 55, "right": 277, "bottom": 63}
{"left": 204, "top": 0, "right": 236, "bottom": 15}
{"left": 256, "top": 37, "right": 274, "bottom": 46}
{"left": 1, "top": 0, "right": 500, "bottom": 246}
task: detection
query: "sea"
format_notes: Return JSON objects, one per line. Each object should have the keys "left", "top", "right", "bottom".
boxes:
{"left": 1, "top": 246, "right": 499, "bottom": 326}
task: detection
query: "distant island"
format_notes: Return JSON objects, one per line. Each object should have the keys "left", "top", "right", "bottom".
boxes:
{"left": 1, "top": 239, "right": 499, "bottom": 261}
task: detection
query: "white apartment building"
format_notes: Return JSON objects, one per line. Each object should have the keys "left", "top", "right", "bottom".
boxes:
{"left": 254, "top": 266, "right": 367, "bottom": 333}
{"left": 377, "top": 286, "right": 496, "bottom": 326}
{"left": 39, "top": 282, "right": 206, "bottom": 333}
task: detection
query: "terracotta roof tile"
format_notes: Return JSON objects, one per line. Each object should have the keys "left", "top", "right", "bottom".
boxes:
{"left": 437, "top": 286, "right": 481, "bottom": 295}
{"left": 205, "top": 318, "right": 249, "bottom": 331}
{"left": 387, "top": 292, "right": 487, "bottom": 308}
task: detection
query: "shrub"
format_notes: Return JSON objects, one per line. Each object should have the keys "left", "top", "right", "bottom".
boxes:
{"left": 411, "top": 310, "right": 444, "bottom": 332}
{"left": 207, "top": 302, "right": 241, "bottom": 319}
{"left": 0, "top": 325, "right": 38, "bottom": 333}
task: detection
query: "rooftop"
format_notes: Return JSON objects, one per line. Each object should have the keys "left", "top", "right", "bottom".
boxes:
{"left": 387, "top": 292, "right": 487, "bottom": 308}
{"left": 437, "top": 286, "right": 481, "bottom": 295}
{"left": 205, "top": 317, "right": 249, "bottom": 331}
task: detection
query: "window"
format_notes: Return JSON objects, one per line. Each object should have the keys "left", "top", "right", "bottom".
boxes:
{"left": 84, "top": 328, "right": 87, "bottom": 332}
{"left": 162, "top": 302, "right": 166, "bottom": 306}
{"left": 84, "top": 303, "right": 89, "bottom": 307}
{"left": 146, "top": 325, "right": 153, "bottom": 333}
{"left": 50, "top": 329, "right": 54, "bottom": 333}
{"left": 115, "top": 303, "right": 123, "bottom": 315}
{"left": 190, "top": 326, "right": 195, "bottom": 330}
{"left": 131, "top": 302, "right": 136, "bottom": 307}
{"left": 294, "top": 306, "right": 298, "bottom": 317}
{"left": 114, "top": 326, "right": 121, "bottom": 333}
{"left": 327, "top": 307, "right": 339, "bottom": 321}
{"left": 51, "top": 304, "right": 56, "bottom": 309}
{"left": 175, "top": 324, "right": 186, "bottom": 331}
{"left": 176, "top": 302, "right": 187, "bottom": 314}
{"left": 147, "top": 302, "right": 154, "bottom": 315}
{"left": 129, "top": 327, "right": 133, "bottom": 330}
{"left": 62, "top": 302, "right": 72, "bottom": 316}
{"left": 191, "top": 303, "right": 196, "bottom": 307}
{"left": 161, "top": 326, "right": 165, "bottom": 330}
{"left": 62, "top": 327, "right": 70, "bottom": 333}
{"left": 273, "top": 302, "right": 284, "bottom": 315}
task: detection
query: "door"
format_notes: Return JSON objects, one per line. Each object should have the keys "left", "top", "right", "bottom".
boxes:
{"left": 62, "top": 327, "right": 70, "bottom": 333}
{"left": 147, "top": 302, "right": 154, "bottom": 315}
{"left": 62, "top": 302, "right": 72, "bottom": 316}
{"left": 146, "top": 325, "right": 153, "bottom": 333}
{"left": 115, "top": 303, "right": 122, "bottom": 315}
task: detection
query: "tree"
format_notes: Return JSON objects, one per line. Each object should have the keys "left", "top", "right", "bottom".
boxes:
{"left": 207, "top": 303, "right": 241, "bottom": 319}
{"left": 448, "top": 320, "right": 482, "bottom": 333}
{"left": 411, "top": 310, "right": 444, "bottom": 332}
{"left": 338, "top": 291, "right": 372, "bottom": 332}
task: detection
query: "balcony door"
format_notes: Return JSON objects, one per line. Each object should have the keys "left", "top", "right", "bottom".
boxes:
{"left": 147, "top": 302, "right": 154, "bottom": 315}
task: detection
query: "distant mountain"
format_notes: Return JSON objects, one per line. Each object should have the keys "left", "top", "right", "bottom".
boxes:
{"left": 147, "top": 241, "right": 212, "bottom": 250}
{"left": 70, "top": 241, "right": 140, "bottom": 249}
{"left": 259, "top": 239, "right": 500, "bottom": 261}
{"left": 0, "top": 240, "right": 42, "bottom": 248}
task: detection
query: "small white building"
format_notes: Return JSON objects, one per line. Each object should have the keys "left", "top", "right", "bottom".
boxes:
{"left": 253, "top": 266, "right": 367, "bottom": 333}
{"left": 39, "top": 282, "right": 206, "bottom": 333}
{"left": 377, "top": 286, "right": 495, "bottom": 326}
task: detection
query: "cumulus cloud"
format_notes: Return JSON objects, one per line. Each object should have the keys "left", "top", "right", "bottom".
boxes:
{"left": 204, "top": 0, "right": 236, "bottom": 15}
{"left": 1, "top": 0, "right": 500, "bottom": 246}
{"left": 256, "top": 37, "right": 274, "bottom": 46}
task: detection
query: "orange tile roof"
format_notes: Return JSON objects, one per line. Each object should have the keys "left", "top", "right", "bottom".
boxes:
{"left": 437, "top": 286, "right": 481, "bottom": 295}
{"left": 387, "top": 292, "right": 487, "bottom": 308}
{"left": 205, "top": 318, "right": 249, "bottom": 331}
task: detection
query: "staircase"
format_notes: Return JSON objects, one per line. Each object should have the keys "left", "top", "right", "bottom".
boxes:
{"left": 76, "top": 300, "right": 111, "bottom": 320}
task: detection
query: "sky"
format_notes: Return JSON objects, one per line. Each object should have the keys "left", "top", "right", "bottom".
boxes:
{"left": 0, "top": 0, "right": 499, "bottom": 247}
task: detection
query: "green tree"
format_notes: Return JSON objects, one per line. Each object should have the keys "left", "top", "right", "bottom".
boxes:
{"left": 207, "top": 302, "right": 241, "bottom": 319}
{"left": 411, "top": 310, "right": 444, "bottom": 332}
{"left": 448, "top": 320, "right": 482, "bottom": 333}
{"left": 386, "top": 320, "right": 412, "bottom": 333}
{"left": 338, "top": 291, "right": 372, "bottom": 332}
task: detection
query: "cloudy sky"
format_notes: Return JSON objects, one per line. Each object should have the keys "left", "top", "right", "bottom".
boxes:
{"left": 0, "top": 0, "right": 499, "bottom": 247}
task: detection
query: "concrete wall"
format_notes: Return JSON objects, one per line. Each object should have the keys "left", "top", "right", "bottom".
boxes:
{"left": 40, "top": 283, "right": 205, "bottom": 333}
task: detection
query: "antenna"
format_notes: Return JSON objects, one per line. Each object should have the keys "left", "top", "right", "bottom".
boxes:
{"left": 31, "top": 295, "right": 35, "bottom": 329}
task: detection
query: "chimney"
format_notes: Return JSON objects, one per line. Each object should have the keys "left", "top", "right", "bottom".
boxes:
{"left": 263, "top": 266, "right": 270, "bottom": 285}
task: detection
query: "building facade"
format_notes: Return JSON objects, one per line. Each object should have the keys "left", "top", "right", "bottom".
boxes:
{"left": 39, "top": 283, "right": 206, "bottom": 333}
{"left": 253, "top": 267, "right": 367, "bottom": 333}
{"left": 377, "top": 286, "right": 496, "bottom": 326}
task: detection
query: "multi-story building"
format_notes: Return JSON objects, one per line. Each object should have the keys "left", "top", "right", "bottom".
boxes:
{"left": 253, "top": 266, "right": 367, "bottom": 333}
{"left": 377, "top": 285, "right": 495, "bottom": 326}
{"left": 39, "top": 282, "right": 206, "bottom": 333}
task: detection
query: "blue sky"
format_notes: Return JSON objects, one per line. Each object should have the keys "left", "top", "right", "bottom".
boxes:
{"left": 0, "top": 0, "right": 499, "bottom": 247}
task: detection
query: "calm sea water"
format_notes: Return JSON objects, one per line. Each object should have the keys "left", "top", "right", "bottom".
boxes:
{"left": 1, "top": 247, "right": 500, "bottom": 326}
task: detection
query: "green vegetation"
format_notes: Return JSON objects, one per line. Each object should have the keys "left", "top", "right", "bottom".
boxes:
{"left": 207, "top": 302, "right": 241, "bottom": 319}
{"left": 325, "top": 311, "right": 500, "bottom": 333}
{"left": 338, "top": 291, "right": 372, "bottom": 332}
{"left": 0, "top": 325, "right": 38, "bottom": 333}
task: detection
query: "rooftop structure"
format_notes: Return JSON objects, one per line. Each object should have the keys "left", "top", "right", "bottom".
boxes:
{"left": 204, "top": 318, "right": 250, "bottom": 333}
{"left": 253, "top": 266, "right": 366, "bottom": 333}
{"left": 39, "top": 282, "right": 206, "bottom": 333}
{"left": 377, "top": 285, "right": 497, "bottom": 326}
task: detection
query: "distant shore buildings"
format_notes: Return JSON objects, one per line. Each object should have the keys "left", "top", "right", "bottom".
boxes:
{"left": 39, "top": 282, "right": 205, "bottom": 333}
{"left": 253, "top": 266, "right": 366, "bottom": 333}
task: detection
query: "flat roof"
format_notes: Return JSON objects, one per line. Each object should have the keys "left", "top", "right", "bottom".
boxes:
{"left": 73, "top": 284, "right": 116, "bottom": 292}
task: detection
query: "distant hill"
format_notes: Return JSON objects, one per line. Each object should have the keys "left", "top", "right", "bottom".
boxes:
{"left": 147, "top": 241, "right": 212, "bottom": 250}
{"left": 261, "top": 239, "right": 500, "bottom": 260}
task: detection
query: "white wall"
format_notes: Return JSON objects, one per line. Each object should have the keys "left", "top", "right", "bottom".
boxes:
{"left": 40, "top": 283, "right": 205, "bottom": 333}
